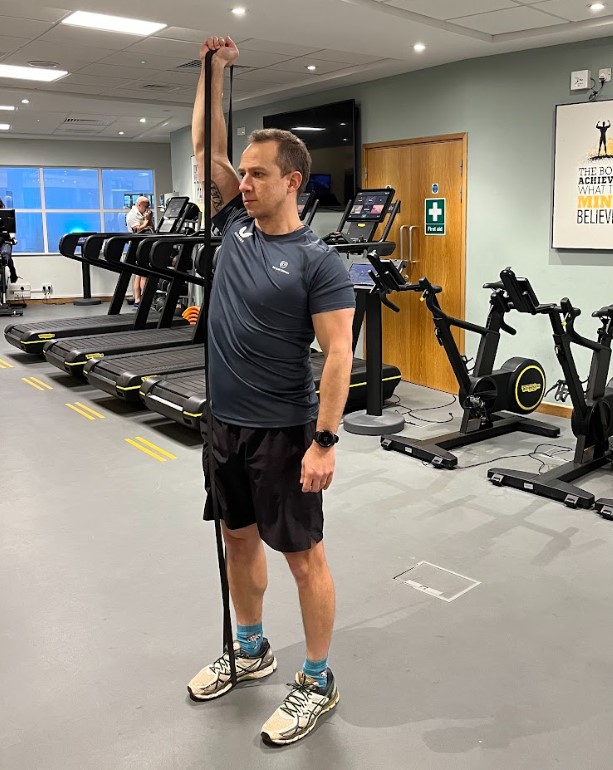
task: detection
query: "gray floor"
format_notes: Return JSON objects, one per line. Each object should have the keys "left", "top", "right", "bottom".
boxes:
{"left": 2, "top": 303, "right": 613, "bottom": 770}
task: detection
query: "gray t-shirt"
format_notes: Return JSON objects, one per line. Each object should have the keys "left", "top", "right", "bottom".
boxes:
{"left": 209, "top": 197, "right": 355, "bottom": 428}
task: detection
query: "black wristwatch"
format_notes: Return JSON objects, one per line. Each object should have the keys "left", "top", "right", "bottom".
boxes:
{"left": 314, "top": 430, "right": 339, "bottom": 448}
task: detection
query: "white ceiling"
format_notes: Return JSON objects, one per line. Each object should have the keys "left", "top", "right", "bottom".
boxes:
{"left": 0, "top": 0, "right": 611, "bottom": 142}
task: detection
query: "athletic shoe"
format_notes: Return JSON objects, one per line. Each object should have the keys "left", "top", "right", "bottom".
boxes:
{"left": 260, "top": 668, "right": 339, "bottom": 746}
{"left": 187, "top": 639, "right": 277, "bottom": 701}
{"left": 132, "top": 303, "right": 140, "bottom": 311}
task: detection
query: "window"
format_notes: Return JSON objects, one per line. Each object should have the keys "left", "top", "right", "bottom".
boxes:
{"left": 43, "top": 168, "right": 99, "bottom": 209}
{"left": 0, "top": 166, "right": 155, "bottom": 254}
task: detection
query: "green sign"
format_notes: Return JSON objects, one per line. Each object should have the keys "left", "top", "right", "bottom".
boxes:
{"left": 425, "top": 197, "right": 446, "bottom": 235}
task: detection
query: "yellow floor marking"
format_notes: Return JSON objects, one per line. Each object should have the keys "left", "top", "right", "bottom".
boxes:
{"left": 0, "top": 358, "right": 14, "bottom": 368}
{"left": 22, "top": 377, "right": 46, "bottom": 391}
{"left": 125, "top": 438, "right": 166, "bottom": 462}
{"left": 65, "top": 403, "right": 96, "bottom": 420}
{"left": 74, "top": 401, "right": 105, "bottom": 419}
{"left": 29, "top": 376, "right": 53, "bottom": 390}
{"left": 133, "top": 436, "right": 177, "bottom": 460}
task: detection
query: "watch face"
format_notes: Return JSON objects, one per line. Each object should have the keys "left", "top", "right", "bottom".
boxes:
{"left": 316, "top": 430, "right": 336, "bottom": 447}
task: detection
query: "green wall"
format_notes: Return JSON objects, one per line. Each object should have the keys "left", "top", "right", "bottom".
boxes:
{"left": 171, "top": 36, "right": 613, "bottom": 382}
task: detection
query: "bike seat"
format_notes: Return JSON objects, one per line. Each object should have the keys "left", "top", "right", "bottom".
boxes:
{"left": 592, "top": 304, "right": 613, "bottom": 320}
{"left": 483, "top": 280, "right": 504, "bottom": 290}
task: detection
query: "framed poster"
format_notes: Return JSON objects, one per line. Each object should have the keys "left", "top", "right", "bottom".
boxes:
{"left": 552, "top": 99, "right": 613, "bottom": 249}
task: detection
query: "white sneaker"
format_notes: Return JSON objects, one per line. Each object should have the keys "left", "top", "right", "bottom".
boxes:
{"left": 187, "top": 639, "right": 277, "bottom": 701}
{"left": 261, "top": 669, "right": 339, "bottom": 746}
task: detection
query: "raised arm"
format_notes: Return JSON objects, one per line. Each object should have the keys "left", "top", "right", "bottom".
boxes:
{"left": 192, "top": 36, "right": 241, "bottom": 214}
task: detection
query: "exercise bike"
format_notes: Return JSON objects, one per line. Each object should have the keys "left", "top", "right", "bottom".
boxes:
{"left": 489, "top": 269, "right": 613, "bottom": 511}
{"left": 380, "top": 269, "right": 559, "bottom": 468}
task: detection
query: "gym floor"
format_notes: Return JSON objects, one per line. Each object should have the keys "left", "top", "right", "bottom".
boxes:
{"left": 2, "top": 303, "right": 613, "bottom": 770}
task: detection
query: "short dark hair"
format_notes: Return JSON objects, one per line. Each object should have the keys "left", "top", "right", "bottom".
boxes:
{"left": 0, "top": 199, "right": 4, "bottom": 209}
{"left": 248, "top": 128, "right": 312, "bottom": 193}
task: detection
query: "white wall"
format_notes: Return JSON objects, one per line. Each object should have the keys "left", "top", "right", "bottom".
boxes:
{"left": 171, "top": 36, "right": 613, "bottom": 393}
{"left": 0, "top": 138, "right": 172, "bottom": 299}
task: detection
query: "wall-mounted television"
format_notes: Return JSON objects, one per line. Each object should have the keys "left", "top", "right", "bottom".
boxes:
{"left": 263, "top": 99, "right": 360, "bottom": 209}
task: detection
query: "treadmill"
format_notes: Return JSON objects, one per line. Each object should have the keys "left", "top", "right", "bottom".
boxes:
{"left": 139, "top": 188, "right": 403, "bottom": 431}
{"left": 4, "top": 196, "right": 193, "bottom": 355}
{"left": 43, "top": 228, "right": 204, "bottom": 377}
{"left": 82, "top": 192, "right": 319, "bottom": 401}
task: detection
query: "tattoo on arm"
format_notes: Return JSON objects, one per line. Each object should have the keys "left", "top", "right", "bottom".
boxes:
{"left": 211, "top": 182, "right": 224, "bottom": 212}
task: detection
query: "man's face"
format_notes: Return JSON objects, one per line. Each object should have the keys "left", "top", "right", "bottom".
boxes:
{"left": 137, "top": 200, "right": 149, "bottom": 213}
{"left": 238, "top": 141, "right": 300, "bottom": 219}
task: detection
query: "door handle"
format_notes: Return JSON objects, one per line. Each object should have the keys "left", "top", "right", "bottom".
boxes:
{"left": 399, "top": 225, "right": 419, "bottom": 278}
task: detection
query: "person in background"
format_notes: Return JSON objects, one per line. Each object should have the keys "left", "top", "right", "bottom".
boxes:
{"left": 0, "top": 198, "right": 18, "bottom": 283}
{"left": 125, "top": 196, "right": 153, "bottom": 309}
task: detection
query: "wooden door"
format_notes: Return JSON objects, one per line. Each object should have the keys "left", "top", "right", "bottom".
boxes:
{"left": 364, "top": 135, "right": 466, "bottom": 393}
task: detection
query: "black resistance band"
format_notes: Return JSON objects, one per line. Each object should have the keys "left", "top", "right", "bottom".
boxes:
{"left": 202, "top": 50, "right": 237, "bottom": 687}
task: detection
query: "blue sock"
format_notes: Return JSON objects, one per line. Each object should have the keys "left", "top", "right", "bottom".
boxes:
{"left": 237, "top": 622, "right": 263, "bottom": 656}
{"left": 302, "top": 657, "right": 328, "bottom": 689}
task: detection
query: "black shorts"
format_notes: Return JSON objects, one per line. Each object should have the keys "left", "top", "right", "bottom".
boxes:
{"left": 202, "top": 415, "right": 323, "bottom": 553}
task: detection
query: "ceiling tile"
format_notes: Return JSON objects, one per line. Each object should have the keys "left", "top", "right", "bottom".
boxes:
{"left": 0, "top": 3, "right": 69, "bottom": 23}
{"left": 0, "top": 16, "right": 55, "bottom": 38}
{"left": 236, "top": 69, "right": 312, "bottom": 84}
{"left": 125, "top": 37, "right": 200, "bottom": 59}
{"left": 238, "top": 39, "right": 323, "bottom": 56}
{"left": 96, "top": 51, "right": 188, "bottom": 70}
{"left": 268, "top": 57, "right": 354, "bottom": 74}
{"left": 531, "top": 0, "right": 608, "bottom": 22}
{"left": 38, "top": 26, "right": 137, "bottom": 51}
{"left": 235, "top": 49, "right": 296, "bottom": 68}
{"left": 304, "top": 49, "right": 386, "bottom": 64}
{"left": 7, "top": 41, "right": 118, "bottom": 71}
{"left": 57, "top": 72, "right": 136, "bottom": 88}
{"left": 152, "top": 27, "right": 210, "bottom": 44}
{"left": 0, "top": 36, "right": 32, "bottom": 57}
{"left": 385, "top": 0, "right": 517, "bottom": 20}
{"left": 450, "top": 5, "right": 567, "bottom": 32}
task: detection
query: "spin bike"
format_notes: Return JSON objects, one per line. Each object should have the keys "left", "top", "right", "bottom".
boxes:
{"left": 489, "top": 269, "right": 613, "bottom": 511}
{"left": 380, "top": 269, "right": 559, "bottom": 468}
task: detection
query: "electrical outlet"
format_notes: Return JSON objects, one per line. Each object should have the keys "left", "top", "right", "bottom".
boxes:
{"left": 570, "top": 69, "right": 591, "bottom": 90}
{"left": 599, "top": 67, "right": 612, "bottom": 82}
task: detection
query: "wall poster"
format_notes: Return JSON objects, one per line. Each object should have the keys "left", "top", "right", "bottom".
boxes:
{"left": 552, "top": 99, "right": 613, "bottom": 249}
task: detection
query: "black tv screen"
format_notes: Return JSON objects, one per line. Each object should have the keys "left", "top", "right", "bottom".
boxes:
{"left": 263, "top": 99, "right": 359, "bottom": 209}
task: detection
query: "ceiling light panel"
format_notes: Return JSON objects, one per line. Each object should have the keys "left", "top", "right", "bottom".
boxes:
{"left": 0, "top": 64, "right": 68, "bottom": 82}
{"left": 61, "top": 11, "right": 167, "bottom": 37}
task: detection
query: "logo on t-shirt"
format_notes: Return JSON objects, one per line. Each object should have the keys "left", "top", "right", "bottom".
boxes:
{"left": 272, "top": 260, "right": 290, "bottom": 275}
{"left": 234, "top": 225, "right": 253, "bottom": 243}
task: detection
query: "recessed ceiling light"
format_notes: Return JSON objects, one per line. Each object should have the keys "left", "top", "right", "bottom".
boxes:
{"left": 0, "top": 124, "right": 11, "bottom": 131}
{"left": 0, "top": 105, "right": 15, "bottom": 111}
{"left": 61, "top": 11, "right": 167, "bottom": 36}
{"left": 589, "top": 2, "right": 605, "bottom": 9}
{"left": 291, "top": 126, "right": 325, "bottom": 131}
{"left": 21, "top": 99, "right": 30, "bottom": 104}
{"left": 306, "top": 65, "right": 317, "bottom": 71}
{"left": 232, "top": 7, "right": 246, "bottom": 16}
{"left": 140, "top": 60, "right": 146, "bottom": 64}
{"left": 139, "top": 118, "right": 147, "bottom": 123}
{"left": 340, "top": 122, "right": 346, "bottom": 126}
{"left": 0, "top": 64, "right": 68, "bottom": 82}
{"left": 118, "top": 131, "right": 125, "bottom": 135}
{"left": 414, "top": 43, "right": 426, "bottom": 53}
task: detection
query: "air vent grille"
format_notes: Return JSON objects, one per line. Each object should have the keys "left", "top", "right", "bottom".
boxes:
{"left": 63, "top": 118, "right": 107, "bottom": 126}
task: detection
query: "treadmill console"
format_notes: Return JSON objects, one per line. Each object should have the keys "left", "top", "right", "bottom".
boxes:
{"left": 157, "top": 196, "right": 190, "bottom": 233}
{"left": 342, "top": 187, "right": 395, "bottom": 243}
{"left": 297, "top": 191, "right": 315, "bottom": 220}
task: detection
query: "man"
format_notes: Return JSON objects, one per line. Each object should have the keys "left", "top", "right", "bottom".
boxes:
{"left": 125, "top": 196, "right": 153, "bottom": 308}
{"left": 0, "top": 198, "right": 18, "bottom": 283}
{"left": 188, "top": 36, "right": 355, "bottom": 746}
